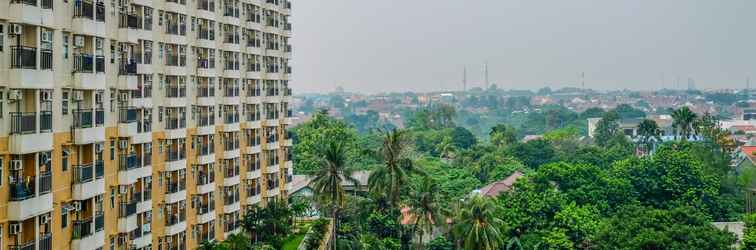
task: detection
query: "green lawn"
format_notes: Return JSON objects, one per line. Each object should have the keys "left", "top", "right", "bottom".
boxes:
{"left": 282, "top": 234, "right": 306, "bottom": 250}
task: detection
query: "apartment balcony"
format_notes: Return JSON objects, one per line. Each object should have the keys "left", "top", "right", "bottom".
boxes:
{"left": 8, "top": 172, "right": 53, "bottom": 221}
{"left": 223, "top": 66, "right": 241, "bottom": 79}
{"left": 196, "top": 86, "right": 216, "bottom": 105}
{"left": 223, "top": 113, "right": 241, "bottom": 132}
{"left": 131, "top": 228, "right": 152, "bottom": 250}
{"left": 196, "top": 146, "right": 215, "bottom": 164}
{"left": 118, "top": 154, "right": 143, "bottom": 185}
{"left": 224, "top": 166, "right": 241, "bottom": 186}
{"left": 164, "top": 24, "right": 188, "bottom": 45}
{"left": 266, "top": 163, "right": 280, "bottom": 174}
{"left": 72, "top": 162, "right": 105, "bottom": 200}
{"left": 196, "top": 116, "right": 216, "bottom": 135}
{"left": 246, "top": 193, "right": 261, "bottom": 205}
{"left": 196, "top": 1, "right": 215, "bottom": 20}
{"left": 132, "top": 120, "right": 153, "bottom": 144}
{"left": 164, "top": 85, "right": 187, "bottom": 107}
{"left": 223, "top": 199, "right": 240, "bottom": 214}
{"left": 72, "top": 1, "right": 106, "bottom": 37}
{"left": 197, "top": 206, "right": 216, "bottom": 224}
{"left": 8, "top": 0, "right": 54, "bottom": 26}
{"left": 222, "top": 96, "right": 241, "bottom": 106}
{"left": 266, "top": 187, "right": 280, "bottom": 197}
{"left": 196, "top": 58, "right": 217, "bottom": 77}
{"left": 118, "top": 201, "right": 138, "bottom": 233}
{"left": 118, "top": 61, "right": 138, "bottom": 90}
{"left": 11, "top": 234, "right": 51, "bottom": 250}
{"left": 165, "top": 149, "right": 187, "bottom": 171}
{"left": 71, "top": 213, "right": 105, "bottom": 250}
{"left": 164, "top": 0, "right": 187, "bottom": 14}
{"left": 118, "top": 13, "right": 140, "bottom": 44}
{"left": 9, "top": 111, "right": 53, "bottom": 154}
{"left": 196, "top": 173, "right": 215, "bottom": 194}
{"left": 134, "top": 190, "right": 153, "bottom": 213}
{"left": 164, "top": 55, "right": 187, "bottom": 75}
{"left": 73, "top": 109, "right": 106, "bottom": 144}
{"left": 165, "top": 212, "right": 187, "bottom": 236}
{"left": 165, "top": 182, "right": 187, "bottom": 203}
{"left": 246, "top": 167, "right": 261, "bottom": 179}
{"left": 118, "top": 107, "right": 138, "bottom": 136}
{"left": 8, "top": 46, "right": 54, "bottom": 89}
{"left": 73, "top": 54, "right": 106, "bottom": 89}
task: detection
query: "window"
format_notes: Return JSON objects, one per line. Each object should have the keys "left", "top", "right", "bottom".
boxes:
{"left": 110, "top": 41, "right": 116, "bottom": 63}
{"left": 62, "top": 32, "right": 69, "bottom": 59}
{"left": 62, "top": 89, "right": 69, "bottom": 115}
{"left": 61, "top": 206, "right": 68, "bottom": 228}
{"left": 110, "top": 187, "right": 116, "bottom": 208}
{"left": 0, "top": 87, "right": 4, "bottom": 118}
{"left": 0, "top": 156, "right": 3, "bottom": 186}
{"left": 62, "top": 150, "right": 69, "bottom": 171}
{"left": 0, "top": 24, "right": 4, "bottom": 52}
{"left": 110, "top": 140, "right": 115, "bottom": 161}
{"left": 109, "top": 89, "right": 116, "bottom": 112}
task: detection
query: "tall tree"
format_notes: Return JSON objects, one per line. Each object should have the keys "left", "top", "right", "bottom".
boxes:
{"left": 453, "top": 196, "right": 505, "bottom": 250}
{"left": 311, "top": 141, "right": 358, "bottom": 249}
{"left": 407, "top": 177, "right": 446, "bottom": 249}
{"left": 368, "top": 129, "right": 422, "bottom": 206}
{"left": 490, "top": 124, "right": 518, "bottom": 147}
{"left": 593, "top": 111, "right": 621, "bottom": 148}
{"left": 672, "top": 106, "right": 697, "bottom": 140}
{"left": 637, "top": 119, "right": 662, "bottom": 153}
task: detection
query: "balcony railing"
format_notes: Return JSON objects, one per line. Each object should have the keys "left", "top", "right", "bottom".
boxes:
{"left": 119, "top": 201, "right": 137, "bottom": 218}
{"left": 9, "top": 178, "right": 35, "bottom": 201}
{"left": 224, "top": 112, "right": 239, "bottom": 124}
{"left": 41, "top": 49, "right": 53, "bottom": 69}
{"left": 119, "top": 154, "right": 138, "bottom": 171}
{"left": 197, "top": 85, "right": 215, "bottom": 97}
{"left": 10, "top": 239, "right": 35, "bottom": 250}
{"left": 10, "top": 46, "right": 37, "bottom": 69}
{"left": 119, "top": 59, "right": 137, "bottom": 75}
{"left": 10, "top": 112, "right": 51, "bottom": 134}
{"left": 197, "top": 171, "right": 214, "bottom": 185}
{"left": 119, "top": 107, "right": 137, "bottom": 123}
{"left": 72, "top": 217, "right": 93, "bottom": 239}
{"left": 73, "top": 109, "right": 94, "bottom": 128}
{"left": 11, "top": 0, "right": 36, "bottom": 6}
{"left": 74, "top": 1, "right": 94, "bottom": 19}
{"left": 166, "top": 210, "right": 186, "bottom": 226}
{"left": 95, "top": 2, "right": 105, "bottom": 22}
{"left": 95, "top": 55, "right": 105, "bottom": 72}
{"left": 165, "top": 118, "right": 186, "bottom": 130}
{"left": 94, "top": 212, "right": 105, "bottom": 231}
{"left": 74, "top": 53, "right": 94, "bottom": 73}
{"left": 165, "top": 85, "right": 187, "bottom": 98}
{"left": 166, "top": 181, "right": 186, "bottom": 194}
{"left": 39, "top": 233, "right": 52, "bottom": 250}
{"left": 197, "top": 200, "right": 215, "bottom": 215}
{"left": 74, "top": 163, "right": 95, "bottom": 184}
{"left": 95, "top": 108, "right": 104, "bottom": 126}
{"left": 119, "top": 13, "right": 139, "bottom": 29}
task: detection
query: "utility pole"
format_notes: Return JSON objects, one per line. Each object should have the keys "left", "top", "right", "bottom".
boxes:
{"left": 484, "top": 61, "right": 489, "bottom": 88}
{"left": 463, "top": 66, "right": 467, "bottom": 92}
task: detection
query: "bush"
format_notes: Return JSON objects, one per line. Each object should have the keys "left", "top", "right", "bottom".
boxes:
{"left": 304, "top": 219, "right": 330, "bottom": 250}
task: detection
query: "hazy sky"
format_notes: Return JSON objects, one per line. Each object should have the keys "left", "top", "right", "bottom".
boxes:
{"left": 290, "top": 0, "right": 756, "bottom": 94}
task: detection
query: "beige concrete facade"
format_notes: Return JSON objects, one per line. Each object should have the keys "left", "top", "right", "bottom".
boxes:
{"left": 0, "top": 0, "right": 294, "bottom": 249}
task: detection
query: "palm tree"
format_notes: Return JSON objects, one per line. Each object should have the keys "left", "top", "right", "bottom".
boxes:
{"left": 671, "top": 106, "right": 697, "bottom": 140}
{"left": 637, "top": 119, "right": 661, "bottom": 153}
{"left": 368, "top": 129, "right": 422, "bottom": 207}
{"left": 453, "top": 196, "right": 505, "bottom": 250}
{"left": 407, "top": 177, "right": 445, "bottom": 249}
{"left": 436, "top": 136, "right": 457, "bottom": 159}
{"left": 311, "top": 140, "right": 358, "bottom": 250}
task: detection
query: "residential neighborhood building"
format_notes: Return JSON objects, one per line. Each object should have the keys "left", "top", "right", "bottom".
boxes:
{"left": 0, "top": 0, "right": 293, "bottom": 249}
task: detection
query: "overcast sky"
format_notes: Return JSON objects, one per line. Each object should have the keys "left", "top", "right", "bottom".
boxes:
{"left": 290, "top": 0, "right": 756, "bottom": 94}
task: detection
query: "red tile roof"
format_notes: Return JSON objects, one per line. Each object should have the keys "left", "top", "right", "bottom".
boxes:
{"left": 479, "top": 171, "right": 525, "bottom": 197}
{"left": 742, "top": 146, "right": 756, "bottom": 164}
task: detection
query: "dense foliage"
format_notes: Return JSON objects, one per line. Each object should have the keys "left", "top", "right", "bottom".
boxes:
{"left": 284, "top": 105, "right": 748, "bottom": 249}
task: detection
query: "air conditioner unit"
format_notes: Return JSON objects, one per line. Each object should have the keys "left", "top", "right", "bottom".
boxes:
{"left": 73, "top": 91, "right": 84, "bottom": 101}
{"left": 40, "top": 214, "right": 51, "bottom": 224}
{"left": 8, "top": 90, "right": 22, "bottom": 101}
{"left": 9, "top": 223, "right": 22, "bottom": 235}
{"left": 72, "top": 201, "right": 82, "bottom": 211}
{"left": 74, "top": 36, "right": 84, "bottom": 48}
{"left": 10, "top": 160, "right": 22, "bottom": 171}
{"left": 41, "top": 31, "right": 52, "bottom": 43}
{"left": 119, "top": 140, "right": 128, "bottom": 149}
{"left": 40, "top": 91, "right": 52, "bottom": 102}
{"left": 9, "top": 24, "right": 22, "bottom": 35}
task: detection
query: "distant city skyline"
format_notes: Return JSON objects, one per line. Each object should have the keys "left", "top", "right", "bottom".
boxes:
{"left": 291, "top": 0, "right": 756, "bottom": 94}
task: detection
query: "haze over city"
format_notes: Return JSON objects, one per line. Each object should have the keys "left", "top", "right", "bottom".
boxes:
{"left": 292, "top": 0, "right": 756, "bottom": 94}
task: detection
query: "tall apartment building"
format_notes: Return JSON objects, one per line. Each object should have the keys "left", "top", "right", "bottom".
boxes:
{"left": 0, "top": 0, "right": 293, "bottom": 249}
